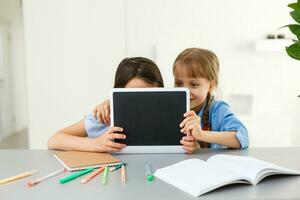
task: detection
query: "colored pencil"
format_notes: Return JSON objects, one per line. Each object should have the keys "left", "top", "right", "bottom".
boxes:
{"left": 0, "top": 170, "right": 38, "bottom": 185}
{"left": 81, "top": 167, "right": 104, "bottom": 184}
{"left": 101, "top": 167, "right": 109, "bottom": 185}
{"left": 59, "top": 168, "right": 93, "bottom": 184}
{"left": 121, "top": 165, "right": 126, "bottom": 183}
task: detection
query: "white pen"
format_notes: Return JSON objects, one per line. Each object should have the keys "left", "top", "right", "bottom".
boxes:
{"left": 28, "top": 168, "right": 66, "bottom": 187}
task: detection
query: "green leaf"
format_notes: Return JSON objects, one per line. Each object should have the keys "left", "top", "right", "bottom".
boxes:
{"left": 288, "top": 24, "right": 300, "bottom": 40}
{"left": 286, "top": 42, "right": 300, "bottom": 61}
{"left": 290, "top": 10, "right": 300, "bottom": 23}
{"left": 288, "top": 3, "right": 300, "bottom": 11}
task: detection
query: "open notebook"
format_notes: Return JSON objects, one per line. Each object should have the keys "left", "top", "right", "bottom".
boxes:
{"left": 54, "top": 151, "right": 122, "bottom": 171}
{"left": 154, "top": 154, "right": 300, "bottom": 197}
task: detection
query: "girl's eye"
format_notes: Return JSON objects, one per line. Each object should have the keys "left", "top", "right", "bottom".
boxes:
{"left": 191, "top": 83, "right": 199, "bottom": 87}
{"left": 175, "top": 82, "right": 183, "bottom": 86}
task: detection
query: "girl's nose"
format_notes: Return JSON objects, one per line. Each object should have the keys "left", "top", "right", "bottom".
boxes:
{"left": 183, "top": 84, "right": 190, "bottom": 90}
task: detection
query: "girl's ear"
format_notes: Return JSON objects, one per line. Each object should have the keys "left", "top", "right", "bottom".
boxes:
{"left": 209, "top": 80, "right": 216, "bottom": 92}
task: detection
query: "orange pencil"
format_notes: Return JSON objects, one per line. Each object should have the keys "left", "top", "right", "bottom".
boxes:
{"left": 0, "top": 170, "right": 38, "bottom": 185}
{"left": 80, "top": 167, "right": 104, "bottom": 184}
{"left": 121, "top": 165, "right": 126, "bottom": 183}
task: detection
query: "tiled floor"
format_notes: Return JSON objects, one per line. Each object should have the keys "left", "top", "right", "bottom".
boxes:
{"left": 0, "top": 129, "right": 28, "bottom": 149}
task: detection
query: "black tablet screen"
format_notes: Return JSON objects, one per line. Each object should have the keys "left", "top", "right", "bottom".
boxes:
{"left": 113, "top": 91, "right": 187, "bottom": 145}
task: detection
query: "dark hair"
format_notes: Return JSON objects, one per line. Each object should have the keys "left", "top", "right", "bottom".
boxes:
{"left": 114, "top": 57, "right": 164, "bottom": 88}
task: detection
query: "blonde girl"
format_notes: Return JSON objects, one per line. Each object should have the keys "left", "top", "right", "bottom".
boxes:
{"left": 174, "top": 48, "right": 248, "bottom": 150}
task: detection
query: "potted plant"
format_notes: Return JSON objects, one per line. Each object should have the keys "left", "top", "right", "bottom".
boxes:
{"left": 285, "top": 1, "right": 300, "bottom": 97}
{"left": 285, "top": 1, "right": 300, "bottom": 61}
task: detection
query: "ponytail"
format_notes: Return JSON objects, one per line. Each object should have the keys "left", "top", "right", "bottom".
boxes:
{"left": 198, "top": 92, "right": 213, "bottom": 148}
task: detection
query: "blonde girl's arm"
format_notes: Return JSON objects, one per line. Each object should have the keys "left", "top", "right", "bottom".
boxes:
{"left": 205, "top": 101, "right": 249, "bottom": 148}
{"left": 180, "top": 115, "right": 241, "bottom": 148}
{"left": 92, "top": 99, "right": 111, "bottom": 125}
{"left": 180, "top": 102, "right": 249, "bottom": 149}
{"left": 195, "top": 130, "right": 241, "bottom": 148}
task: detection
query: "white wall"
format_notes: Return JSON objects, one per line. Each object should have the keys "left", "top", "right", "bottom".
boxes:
{"left": 23, "top": 0, "right": 300, "bottom": 149}
{"left": 0, "top": 25, "right": 12, "bottom": 140}
{"left": 23, "top": 0, "right": 126, "bottom": 149}
{"left": 125, "top": 0, "right": 300, "bottom": 147}
{"left": 0, "top": 0, "right": 27, "bottom": 139}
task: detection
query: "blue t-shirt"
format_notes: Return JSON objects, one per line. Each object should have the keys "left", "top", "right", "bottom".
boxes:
{"left": 84, "top": 99, "right": 249, "bottom": 149}
{"left": 84, "top": 113, "right": 109, "bottom": 138}
{"left": 197, "top": 99, "right": 249, "bottom": 149}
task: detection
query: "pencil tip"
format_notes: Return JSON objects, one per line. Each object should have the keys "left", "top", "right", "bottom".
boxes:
{"left": 27, "top": 181, "right": 37, "bottom": 187}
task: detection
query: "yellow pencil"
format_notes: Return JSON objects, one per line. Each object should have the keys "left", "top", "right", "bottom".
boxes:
{"left": 0, "top": 170, "right": 38, "bottom": 185}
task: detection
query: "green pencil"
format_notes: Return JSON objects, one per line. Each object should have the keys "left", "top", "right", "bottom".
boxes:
{"left": 59, "top": 168, "right": 93, "bottom": 184}
{"left": 102, "top": 167, "right": 109, "bottom": 185}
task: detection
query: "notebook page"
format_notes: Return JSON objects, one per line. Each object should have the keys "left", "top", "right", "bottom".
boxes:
{"left": 207, "top": 154, "right": 300, "bottom": 184}
{"left": 154, "top": 159, "right": 244, "bottom": 197}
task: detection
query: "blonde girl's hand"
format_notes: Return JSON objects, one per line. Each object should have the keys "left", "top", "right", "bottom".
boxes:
{"left": 92, "top": 99, "right": 110, "bottom": 125}
{"left": 93, "top": 126, "right": 126, "bottom": 153}
{"left": 179, "top": 111, "right": 203, "bottom": 140}
{"left": 180, "top": 134, "right": 200, "bottom": 154}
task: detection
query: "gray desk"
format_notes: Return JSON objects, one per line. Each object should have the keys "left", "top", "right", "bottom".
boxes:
{"left": 0, "top": 148, "right": 300, "bottom": 200}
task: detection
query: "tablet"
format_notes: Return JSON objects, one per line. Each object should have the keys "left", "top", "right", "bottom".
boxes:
{"left": 110, "top": 88, "right": 190, "bottom": 153}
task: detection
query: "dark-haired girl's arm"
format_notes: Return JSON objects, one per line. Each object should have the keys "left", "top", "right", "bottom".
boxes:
{"left": 47, "top": 120, "right": 126, "bottom": 152}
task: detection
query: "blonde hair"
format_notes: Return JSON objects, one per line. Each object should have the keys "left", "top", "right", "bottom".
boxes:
{"left": 173, "top": 48, "right": 220, "bottom": 148}
{"left": 173, "top": 47, "right": 219, "bottom": 87}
